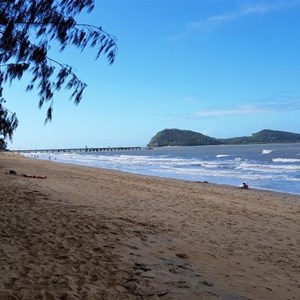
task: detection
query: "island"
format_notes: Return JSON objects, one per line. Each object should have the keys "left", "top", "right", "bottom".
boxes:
{"left": 147, "top": 129, "right": 300, "bottom": 147}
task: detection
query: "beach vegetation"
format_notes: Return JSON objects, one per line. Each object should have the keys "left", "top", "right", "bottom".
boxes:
{"left": 0, "top": 138, "right": 7, "bottom": 150}
{"left": 148, "top": 128, "right": 300, "bottom": 147}
{"left": 148, "top": 129, "right": 223, "bottom": 147}
{"left": 0, "top": 0, "right": 117, "bottom": 139}
{"left": 0, "top": 98, "right": 18, "bottom": 141}
{"left": 221, "top": 129, "right": 300, "bottom": 144}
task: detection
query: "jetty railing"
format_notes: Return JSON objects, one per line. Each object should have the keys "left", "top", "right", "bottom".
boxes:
{"left": 16, "top": 146, "right": 142, "bottom": 153}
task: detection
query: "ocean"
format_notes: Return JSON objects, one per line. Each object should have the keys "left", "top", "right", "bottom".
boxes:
{"left": 24, "top": 143, "right": 300, "bottom": 196}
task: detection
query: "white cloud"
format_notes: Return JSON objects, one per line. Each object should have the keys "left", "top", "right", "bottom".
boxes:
{"left": 185, "top": 1, "right": 298, "bottom": 33}
{"left": 192, "top": 99, "right": 300, "bottom": 118}
{"left": 200, "top": 128, "right": 212, "bottom": 136}
{"left": 242, "top": 1, "right": 298, "bottom": 15}
{"left": 193, "top": 104, "right": 269, "bottom": 118}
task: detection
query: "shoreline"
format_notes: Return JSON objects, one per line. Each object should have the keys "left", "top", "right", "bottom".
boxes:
{"left": 21, "top": 151, "right": 300, "bottom": 197}
{"left": 18, "top": 151, "right": 300, "bottom": 197}
{"left": 1, "top": 152, "right": 299, "bottom": 299}
{"left": 20, "top": 149, "right": 300, "bottom": 196}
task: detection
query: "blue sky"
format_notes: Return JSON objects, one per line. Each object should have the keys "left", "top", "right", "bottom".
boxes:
{"left": 6, "top": 0, "right": 300, "bottom": 149}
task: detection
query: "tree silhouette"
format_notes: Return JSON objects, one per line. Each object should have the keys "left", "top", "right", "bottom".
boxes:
{"left": 0, "top": 0, "right": 118, "bottom": 139}
{"left": 0, "top": 98, "right": 18, "bottom": 141}
{"left": 0, "top": 137, "right": 6, "bottom": 150}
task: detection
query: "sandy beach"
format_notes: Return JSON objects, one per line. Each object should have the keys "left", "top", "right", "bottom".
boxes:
{"left": 0, "top": 152, "right": 299, "bottom": 299}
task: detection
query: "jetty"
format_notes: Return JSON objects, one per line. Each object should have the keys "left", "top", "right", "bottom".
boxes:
{"left": 16, "top": 146, "right": 142, "bottom": 153}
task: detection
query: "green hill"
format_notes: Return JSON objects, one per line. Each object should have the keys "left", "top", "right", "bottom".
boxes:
{"left": 222, "top": 129, "right": 300, "bottom": 144}
{"left": 148, "top": 129, "right": 300, "bottom": 147}
{"left": 147, "top": 129, "right": 223, "bottom": 147}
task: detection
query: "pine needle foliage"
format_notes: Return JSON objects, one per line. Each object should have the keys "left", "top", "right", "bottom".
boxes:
{"left": 0, "top": 0, "right": 118, "bottom": 139}
{"left": 0, "top": 98, "right": 18, "bottom": 140}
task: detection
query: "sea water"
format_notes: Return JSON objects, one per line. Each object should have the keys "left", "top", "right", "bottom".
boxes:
{"left": 24, "top": 143, "right": 300, "bottom": 196}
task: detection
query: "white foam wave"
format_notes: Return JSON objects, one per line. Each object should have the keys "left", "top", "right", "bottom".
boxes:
{"left": 24, "top": 152, "right": 300, "bottom": 173}
{"left": 23, "top": 150, "right": 300, "bottom": 194}
{"left": 237, "top": 162, "right": 299, "bottom": 172}
{"left": 273, "top": 158, "right": 300, "bottom": 163}
{"left": 262, "top": 149, "right": 273, "bottom": 154}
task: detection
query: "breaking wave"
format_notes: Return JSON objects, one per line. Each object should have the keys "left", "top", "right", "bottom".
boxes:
{"left": 262, "top": 149, "right": 273, "bottom": 154}
{"left": 22, "top": 143, "right": 300, "bottom": 195}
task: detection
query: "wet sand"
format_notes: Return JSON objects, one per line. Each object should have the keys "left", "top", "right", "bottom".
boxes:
{"left": 0, "top": 153, "right": 299, "bottom": 299}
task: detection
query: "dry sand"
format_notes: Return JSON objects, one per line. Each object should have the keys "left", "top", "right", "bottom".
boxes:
{"left": 0, "top": 152, "right": 299, "bottom": 300}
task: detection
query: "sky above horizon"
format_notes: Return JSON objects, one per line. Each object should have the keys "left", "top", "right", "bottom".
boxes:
{"left": 5, "top": 0, "right": 300, "bottom": 149}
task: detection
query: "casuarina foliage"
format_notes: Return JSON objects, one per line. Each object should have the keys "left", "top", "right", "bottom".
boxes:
{"left": 0, "top": 0, "right": 117, "bottom": 139}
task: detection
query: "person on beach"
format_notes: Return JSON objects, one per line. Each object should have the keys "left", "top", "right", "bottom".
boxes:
{"left": 21, "top": 174, "right": 47, "bottom": 179}
{"left": 240, "top": 182, "right": 249, "bottom": 189}
{"left": 9, "top": 170, "right": 47, "bottom": 179}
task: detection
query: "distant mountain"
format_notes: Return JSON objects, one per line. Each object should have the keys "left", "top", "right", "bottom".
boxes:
{"left": 148, "top": 129, "right": 300, "bottom": 147}
{"left": 221, "top": 129, "right": 300, "bottom": 144}
{"left": 147, "top": 129, "right": 223, "bottom": 147}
